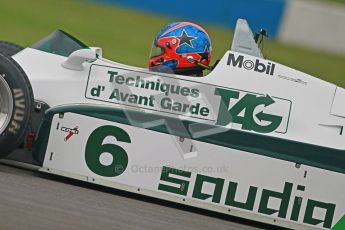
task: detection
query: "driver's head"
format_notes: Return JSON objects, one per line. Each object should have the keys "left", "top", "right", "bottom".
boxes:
{"left": 149, "top": 22, "right": 212, "bottom": 76}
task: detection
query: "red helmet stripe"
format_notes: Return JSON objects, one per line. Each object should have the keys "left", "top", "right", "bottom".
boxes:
{"left": 161, "top": 22, "right": 208, "bottom": 37}
{"left": 161, "top": 22, "right": 190, "bottom": 37}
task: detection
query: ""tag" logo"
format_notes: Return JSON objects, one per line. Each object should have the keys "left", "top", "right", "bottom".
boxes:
{"left": 215, "top": 88, "right": 282, "bottom": 133}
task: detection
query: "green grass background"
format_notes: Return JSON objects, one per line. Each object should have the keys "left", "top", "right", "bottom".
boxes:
{"left": 0, "top": 0, "right": 344, "bottom": 87}
{"left": 330, "top": 0, "right": 345, "bottom": 4}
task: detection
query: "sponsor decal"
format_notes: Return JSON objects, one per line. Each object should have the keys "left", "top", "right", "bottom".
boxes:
{"left": 215, "top": 88, "right": 283, "bottom": 133}
{"left": 82, "top": 125, "right": 338, "bottom": 229}
{"left": 8, "top": 88, "right": 26, "bottom": 134}
{"left": 56, "top": 123, "right": 79, "bottom": 141}
{"left": 227, "top": 53, "right": 275, "bottom": 76}
{"left": 86, "top": 66, "right": 290, "bottom": 133}
{"left": 158, "top": 166, "right": 336, "bottom": 229}
{"left": 64, "top": 126, "right": 79, "bottom": 142}
{"left": 89, "top": 70, "right": 210, "bottom": 117}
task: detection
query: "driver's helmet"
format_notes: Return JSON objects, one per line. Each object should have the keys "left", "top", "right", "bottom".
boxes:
{"left": 149, "top": 22, "right": 212, "bottom": 76}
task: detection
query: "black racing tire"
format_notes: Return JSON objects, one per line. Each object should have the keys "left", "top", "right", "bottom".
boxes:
{"left": 0, "top": 53, "right": 33, "bottom": 158}
{"left": 0, "top": 41, "right": 24, "bottom": 56}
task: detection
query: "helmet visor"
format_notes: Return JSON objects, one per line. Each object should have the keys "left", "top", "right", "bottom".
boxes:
{"left": 149, "top": 43, "right": 165, "bottom": 58}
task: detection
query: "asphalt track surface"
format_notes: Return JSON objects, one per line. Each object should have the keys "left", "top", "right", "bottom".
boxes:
{"left": 0, "top": 163, "right": 278, "bottom": 230}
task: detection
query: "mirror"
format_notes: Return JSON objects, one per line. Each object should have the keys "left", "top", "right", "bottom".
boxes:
{"left": 61, "top": 49, "right": 97, "bottom": 71}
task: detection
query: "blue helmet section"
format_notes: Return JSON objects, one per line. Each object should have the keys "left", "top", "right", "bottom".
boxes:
{"left": 155, "top": 22, "right": 211, "bottom": 55}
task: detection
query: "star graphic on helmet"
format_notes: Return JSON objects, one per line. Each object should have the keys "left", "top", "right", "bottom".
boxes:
{"left": 177, "top": 30, "right": 197, "bottom": 47}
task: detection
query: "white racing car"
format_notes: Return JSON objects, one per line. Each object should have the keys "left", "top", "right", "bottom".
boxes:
{"left": 0, "top": 19, "right": 344, "bottom": 230}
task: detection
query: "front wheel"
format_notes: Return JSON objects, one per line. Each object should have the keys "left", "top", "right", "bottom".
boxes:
{"left": 0, "top": 41, "right": 23, "bottom": 56}
{"left": 0, "top": 54, "right": 33, "bottom": 158}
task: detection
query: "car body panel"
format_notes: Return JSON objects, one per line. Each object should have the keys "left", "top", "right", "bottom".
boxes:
{"left": 34, "top": 105, "right": 345, "bottom": 230}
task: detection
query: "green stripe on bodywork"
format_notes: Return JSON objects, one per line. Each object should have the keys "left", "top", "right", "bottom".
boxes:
{"left": 332, "top": 215, "right": 345, "bottom": 230}
{"left": 33, "top": 105, "right": 345, "bottom": 174}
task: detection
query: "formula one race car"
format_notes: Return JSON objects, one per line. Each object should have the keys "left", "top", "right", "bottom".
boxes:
{"left": 0, "top": 19, "right": 344, "bottom": 230}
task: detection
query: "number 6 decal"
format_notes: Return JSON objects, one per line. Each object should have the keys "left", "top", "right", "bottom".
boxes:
{"left": 85, "top": 125, "right": 131, "bottom": 177}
